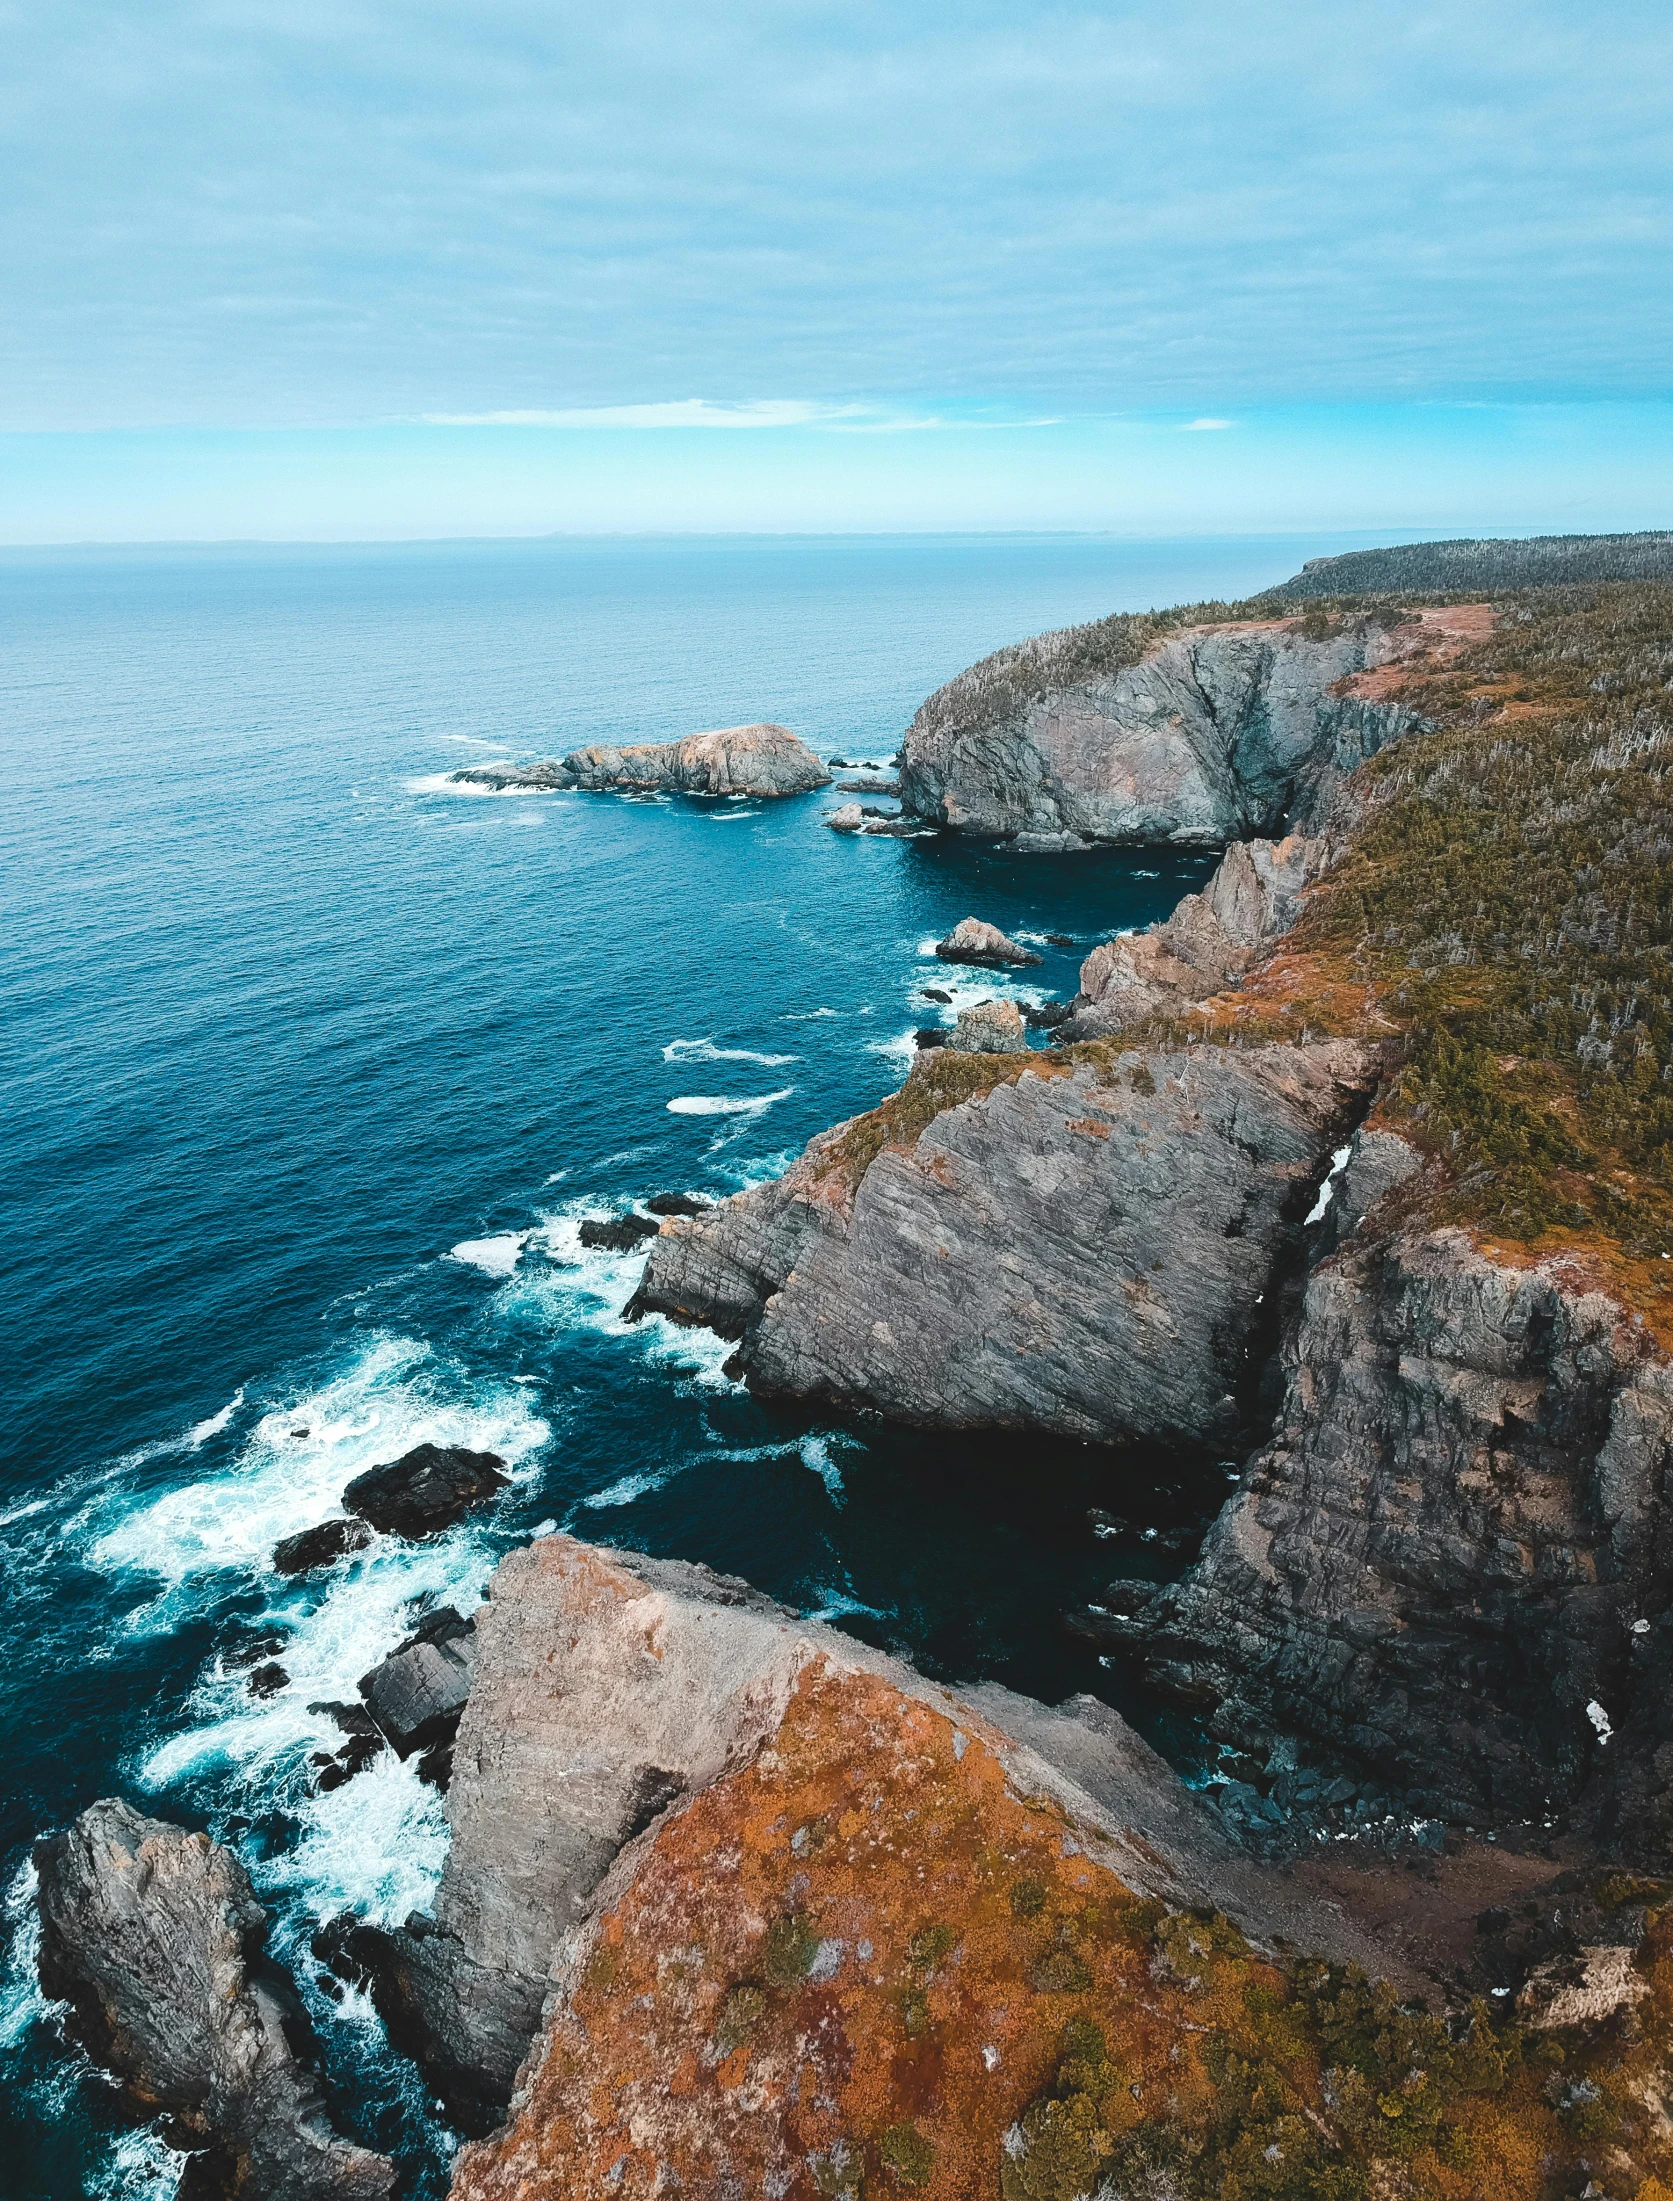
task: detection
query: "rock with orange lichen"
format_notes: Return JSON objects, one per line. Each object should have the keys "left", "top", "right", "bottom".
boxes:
{"left": 449, "top": 1653, "right": 1673, "bottom": 2201}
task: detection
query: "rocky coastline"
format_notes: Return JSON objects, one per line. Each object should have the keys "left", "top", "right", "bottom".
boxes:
{"left": 33, "top": 544, "right": 1673, "bottom": 2198}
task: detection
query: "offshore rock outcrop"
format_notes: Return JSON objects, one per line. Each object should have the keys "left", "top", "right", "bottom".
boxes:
{"left": 899, "top": 612, "right": 1429, "bottom": 843}
{"left": 454, "top": 722, "right": 829, "bottom": 799}
{"left": 1083, "top": 1146, "right": 1673, "bottom": 1837}
{"left": 632, "top": 1038, "right": 1377, "bottom": 1444}
{"left": 35, "top": 1799, "right": 393, "bottom": 2200}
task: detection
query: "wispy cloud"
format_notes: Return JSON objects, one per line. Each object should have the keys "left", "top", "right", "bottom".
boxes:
{"left": 420, "top": 400, "right": 866, "bottom": 430}
{"left": 1181, "top": 417, "right": 1235, "bottom": 431}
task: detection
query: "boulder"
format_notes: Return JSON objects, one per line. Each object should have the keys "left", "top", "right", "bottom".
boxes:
{"left": 358, "top": 1607, "right": 478, "bottom": 1757}
{"left": 578, "top": 1212, "right": 660, "bottom": 1252}
{"left": 913, "top": 1027, "right": 950, "bottom": 1051}
{"left": 826, "top": 803, "right": 865, "bottom": 833}
{"left": 934, "top": 916, "right": 1042, "bottom": 967}
{"left": 951, "top": 999, "right": 1027, "bottom": 1054}
{"left": 34, "top": 1799, "right": 393, "bottom": 2200}
{"left": 342, "top": 1443, "right": 507, "bottom": 1540}
{"left": 644, "top": 1192, "right": 711, "bottom": 1217}
{"left": 272, "top": 1518, "right": 373, "bottom": 1577}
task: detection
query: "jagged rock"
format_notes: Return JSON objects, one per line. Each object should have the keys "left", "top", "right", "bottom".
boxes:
{"left": 644, "top": 1192, "right": 710, "bottom": 1217}
{"left": 914, "top": 1027, "right": 950, "bottom": 1050}
{"left": 246, "top": 1661, "right": 288, "bottom": 1698}
{"left": 1093, "top": 1224, "right": 1673, "bottom": 1827}
{"left": 577, "top": 1212, "right": 660, "bottom": 1252}
{"left": 900, "top": 614, "right": 1430, "bottom": 843}
{"left": 34, "top": 1800, "right": 393, "bottom": 2200}
{"left": 950, "top": 999, "right": 1027, "bottom": 1054}
{"left": 633, "top": 1039, "right": 1377, "bottom": 1443}
{"left": 1065, "top": 832, "right": 1327, "bottom": 1039}
{"left": 562, "top": 723, "right": 829, "bottom": 798}
{"left": 826, "top": 802, "right": 864, "bottom": 832}
{"left": 835, "top": 774, "right": 899, "bottom": 794}
{"left": 358, "top": 1606, "right": 477, "bottom": 1757}
{"left": 342, "top": 1442, "right": 508, "bottom": 1539}
{"left": 223, "top": 1631, "right": 286, "bottom": 1671}
{"left": 1021, "top": 997, "right": 1071, "bottom": 1029}
{"left": 1009, "top": 828, "right": 1089, "bottom": 852}
{"left": 451, "top": 760, "right": 577, "bottom": 792}
{"left": 272, "top": 1517, "right": 373, "bottom": 1577}
{"left": 934, "top": 916, "right": 1042, "bottom": 967}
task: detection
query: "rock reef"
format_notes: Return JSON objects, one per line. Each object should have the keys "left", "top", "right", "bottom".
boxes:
{"left": 454, "top": 723, "right": 829, "bottom": 799}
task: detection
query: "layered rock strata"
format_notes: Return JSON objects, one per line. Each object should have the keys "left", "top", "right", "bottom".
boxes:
{"left": 632, "top": 1038, "right": 1377, "bottom": 1444}
{"left": 455, "top": 723, "right": 828, "bottom": 799}
{"left": 900, "top": 613, "right": 1430, "bottom": 843}
{"left": 1084, "top": 1171, "right": 1673, "bottom": 1833}
{"left": 35, "top": 1799, "right": 392, "bottom": 2200}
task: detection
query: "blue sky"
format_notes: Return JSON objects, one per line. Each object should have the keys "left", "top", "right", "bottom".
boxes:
{"left": 3, "top": 0, "right": 1670, "bottom": 539}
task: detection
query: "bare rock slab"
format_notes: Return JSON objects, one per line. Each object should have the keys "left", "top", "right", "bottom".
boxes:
{"left": 35, "top": 1799, "right": 392, "bottom": 2200}
{"left": 358, "top": 1605, "right": 478, "bottom": 1757}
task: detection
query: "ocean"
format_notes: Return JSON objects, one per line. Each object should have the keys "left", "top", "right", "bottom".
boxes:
{"left": 0, "top": 530, "right": 1359, "bottom": 2195}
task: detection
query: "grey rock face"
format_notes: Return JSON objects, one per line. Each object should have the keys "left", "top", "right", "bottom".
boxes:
{"left": 35, "top": 1800, "right": 393, "bottom": 2200}
{"left": 350, "top": 1542, "right": 813, "bottom": 2120}
{"left": 950, "top": 999, "right": 1027, "bottom": 1054}
{"left": 1065, "top": 832, "right": 1328, "bottom": 1040}
{"left": 1087, "top": 1223, "right": 1673, "bottom": 1830}
{"left": 451, "top": 760, "right": 577, "bottom": 792}
{"left": 900, "top": 617, "right": 1424, "bottom": 843}
{"left": 636, "top": 1039, "right": 1377, "bottom": 1443}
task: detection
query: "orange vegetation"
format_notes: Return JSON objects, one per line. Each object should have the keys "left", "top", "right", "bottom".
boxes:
{"left": 452, "top": 1661, "right": 1673, "bottom": 2201}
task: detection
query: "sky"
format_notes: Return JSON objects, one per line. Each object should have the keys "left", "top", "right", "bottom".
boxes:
{"left": 3, "top": 0, "right": 1671, "bottom": 540}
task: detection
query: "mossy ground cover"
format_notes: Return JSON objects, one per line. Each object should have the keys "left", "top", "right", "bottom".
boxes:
{"left": 454, "top": 1661, "right": 1673, "bottom": 2201}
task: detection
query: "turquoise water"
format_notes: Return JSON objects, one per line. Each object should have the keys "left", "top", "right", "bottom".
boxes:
{"left": 0, "top": 531, "right": 1340, "bottom": 2194}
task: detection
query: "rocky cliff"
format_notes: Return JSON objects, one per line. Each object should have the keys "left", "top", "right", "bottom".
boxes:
{"left": 455, "top": 721, "right": 829, "bottom": 798}
{"left": 898, "top": 609, "right": 1433, "bottom": 844}
{"left": 633, "top": 1035, "right": 1377, "bottom": 1445}
{"left": 1082, "top": 1149, "right": 1673, "bottom": 1835}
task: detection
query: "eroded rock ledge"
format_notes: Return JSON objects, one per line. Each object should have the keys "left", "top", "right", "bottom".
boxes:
{"left": 634, "top": 1035, "right": 1376, "bottom": 1444}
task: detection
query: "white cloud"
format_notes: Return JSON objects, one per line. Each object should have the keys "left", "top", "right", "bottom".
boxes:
{"left": 1181, "top": 417, "right": 1235, "bottom": 431}
{"left": 419, "top": 400, "right": 865, "bottom": 430}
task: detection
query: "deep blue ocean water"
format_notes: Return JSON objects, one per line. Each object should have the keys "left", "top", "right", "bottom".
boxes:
{"left": 0, "top": 531, "right": 1358, "bottom": 2195}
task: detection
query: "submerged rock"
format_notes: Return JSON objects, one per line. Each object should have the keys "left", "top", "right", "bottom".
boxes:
{"left": 577, "top": 1212, "right": 660, "bottom": 1252}
{"left": 272, "top": 1517, "right": 372, "bottom": 1577}
{"left": 34, "top": 1799, "right": 393, "bottom": 2200}
{"left": 934, "top": 915, "right": 1042, "bottom": 967}
{"left": 342, "top": 1442, "right": 508, "bottom": 1539}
